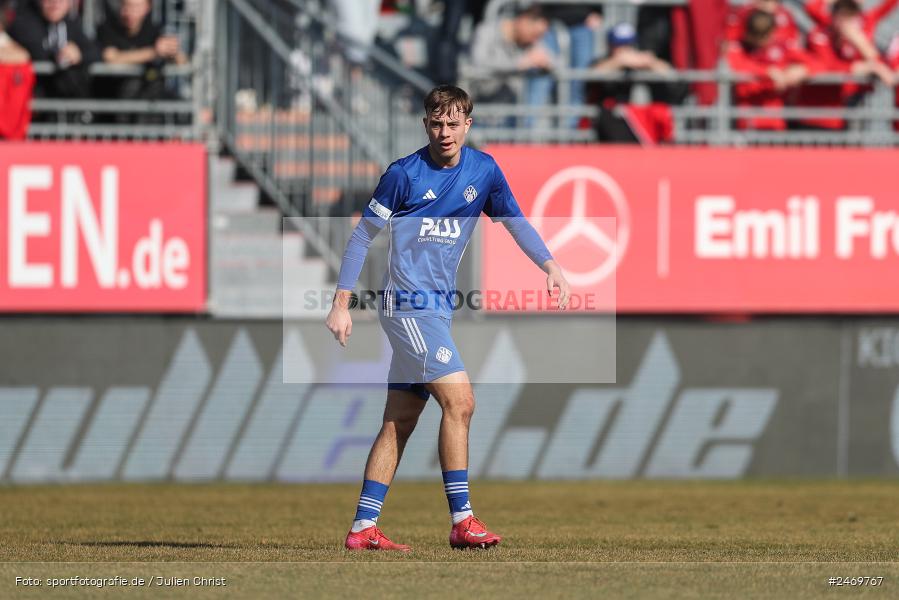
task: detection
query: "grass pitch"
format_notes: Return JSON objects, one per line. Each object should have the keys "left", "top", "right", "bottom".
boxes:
{"left": 1, "top": 480, "right": 897, "bottom": 598}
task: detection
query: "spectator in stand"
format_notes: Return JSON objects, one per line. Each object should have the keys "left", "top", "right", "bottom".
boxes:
{"left": 429, "top": 0, "right": 491, "bottom": 84}
{"left": 330, "top": 0, "right": 380, "bottom": 67}
{"left": 726, "top": 10, "right": 813, "bottom": 131}
{"left": 467, "top": 2, "right": 551, "bottom": 116}
{"left": 805, "top": 0, "right": 897, "bottom": 66}
{"left": 588, "top": 23, "right": 685, "bottom": 143}
{"left": 0, "top": 2, "right": 29, "bottom": 63}
{"left": 889, "top": 37, "right": 899, "bottom": 131}
{"left": 725, "top": 0, "right": 800, "bottom": 48}
{"left": 805, "top": 0, "right": 898, "bottom": 31}
{"left": 590, "top": 23, "right": 685, "bottom": 104}
{"left": 8, "top": 0, "right": 99, "bottom": 98}
{"left": 97, "top": 0, "right": 186, "bottom": 101}
{"left": 797, "top": 0, "right": 895, "bottom": 129}
{"left": 637, "top": 7, "right": 674, "bottom": 63}
{"left": 430, "top": 0, "right": 467, "bottom": 84}
{"left": 329, "top": 0, "right": 379, "bottom": 114}
{"left": 0, "top": 1, "right": 35, "bottom": 139}
{"left": 669, "top": 0, "right": 728, "bottom": 105}
{"left": 528, "top": 4, "right": 603, "bottom": 128}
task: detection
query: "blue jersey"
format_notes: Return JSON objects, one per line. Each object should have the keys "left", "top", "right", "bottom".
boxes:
{"left": 337, "top": 145, "right": 552, "bottom": 317}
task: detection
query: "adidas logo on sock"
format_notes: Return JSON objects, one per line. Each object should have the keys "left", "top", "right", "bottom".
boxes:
{"left": 422, "top": 189, "right": 437, "bottom": 200}
{"left": 460, "top": 502, "right": 471, "bottom": 511}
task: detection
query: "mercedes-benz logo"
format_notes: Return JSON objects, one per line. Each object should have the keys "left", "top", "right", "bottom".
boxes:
{"left": 531, "top": 166, "right": 630, "bottom": 286}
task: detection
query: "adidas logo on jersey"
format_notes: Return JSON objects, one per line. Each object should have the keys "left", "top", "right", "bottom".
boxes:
{"left": 422, "top": 189, "right": 437, "bottom": 200}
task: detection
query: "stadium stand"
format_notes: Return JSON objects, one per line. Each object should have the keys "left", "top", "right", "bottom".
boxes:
{"left": 4, "top": 0, "right": 204, "bottom": 138}
{"left": 4, "top": 0, "right": 899, "bottom": 316}
{"left": 9, "top": 0, "right": 899, "bottom": 158}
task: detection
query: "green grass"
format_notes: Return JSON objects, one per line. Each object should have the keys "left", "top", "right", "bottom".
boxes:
{"left": 1, "top": 481, "right": 897, "bottom": 598}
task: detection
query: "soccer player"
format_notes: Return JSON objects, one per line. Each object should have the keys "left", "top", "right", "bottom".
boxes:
{"left": 326, "top": 85, "right": 571, "bottom": 551}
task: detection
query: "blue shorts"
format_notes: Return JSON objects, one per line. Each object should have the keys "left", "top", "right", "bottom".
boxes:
{"left": 379, "top": 313, "right": 465, "bottom": 400}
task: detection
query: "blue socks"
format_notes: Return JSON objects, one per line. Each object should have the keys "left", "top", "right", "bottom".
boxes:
{"left": 352, "top": 473, "right": 473, "bottom": 531}
{"left": 443, "top": 469, "right": 473, "bottom": 524}
{"left": 352, "top": 479, "right": 388, "bottom": 532}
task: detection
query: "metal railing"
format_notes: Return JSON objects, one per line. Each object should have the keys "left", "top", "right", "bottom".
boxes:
{"left": 461, "top": 64, "right": 899, "bottom": 146}
{"left": 483, "top": 0, "right": 688, "bottom": 22}
{"left": 216, "top": 0, "right": 437, "bottom": 272}
{"left": 24, "top": 0, "right": 211, "bottom": 143}
{"left": 27, "top": 62, "right": 200, "bottom": 140}
{"left": 464, "top": 0, "right": 899, "bottom": 146}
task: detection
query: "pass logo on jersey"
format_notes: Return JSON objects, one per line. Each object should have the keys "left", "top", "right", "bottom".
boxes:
{"left": 418, "top": 218, "right": 462, "bottom": 241}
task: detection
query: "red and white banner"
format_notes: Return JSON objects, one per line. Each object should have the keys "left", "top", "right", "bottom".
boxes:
{"left": 0, "top": 142, "right": 206, "bottom": 312}
{"left": 484, "top": 145, "right": 899, "bottom": 313}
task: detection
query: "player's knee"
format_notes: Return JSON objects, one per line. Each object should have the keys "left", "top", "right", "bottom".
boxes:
{"left": 443, "top": 394, "right": 474, "bottom": 424}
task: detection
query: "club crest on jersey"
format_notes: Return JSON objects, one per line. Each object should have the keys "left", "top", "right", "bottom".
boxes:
{"left": 436, "top": 346, "right": 453, "bottom": 364}
{"left": 419, "top": 217, "right": 461, "bottom": 240}
{"left": 463, "top": 185, "right": 478, "bottom": 203}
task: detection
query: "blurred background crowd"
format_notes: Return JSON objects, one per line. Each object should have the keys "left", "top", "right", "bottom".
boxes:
{"left": 2, "top": 0, "right": 899, "bottom": 143}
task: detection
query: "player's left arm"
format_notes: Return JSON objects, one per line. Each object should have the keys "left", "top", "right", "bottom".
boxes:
{"left": 486, "top": 160, "right": 571, "bottom": 310}
{"left": 542, "top": 257, "right": 571, "bottom": 310}
{"left": 501, "top": 219, "right": 571, "bottom": 310}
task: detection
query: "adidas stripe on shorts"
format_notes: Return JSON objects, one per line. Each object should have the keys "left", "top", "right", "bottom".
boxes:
{"left": 379, "top": 313, "right": 465, "bottom": 401}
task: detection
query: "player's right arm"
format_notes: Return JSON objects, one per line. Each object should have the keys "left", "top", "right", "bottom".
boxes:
{"left": 325, "top": 164, "right": 409, "bottom": 347}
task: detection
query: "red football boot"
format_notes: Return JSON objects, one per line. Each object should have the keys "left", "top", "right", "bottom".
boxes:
{"left": 449, "top": 515, "right": 502, "bottom": 550}
{"left": 345, "top": 525, "right": 411, "bottom": 552}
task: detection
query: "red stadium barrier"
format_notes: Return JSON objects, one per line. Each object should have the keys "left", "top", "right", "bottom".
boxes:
{"left": 485, "top": 145, "right": 899, "bottom": 313}
{"left": 0, "top": 142, "right": 206, "bottom": 312}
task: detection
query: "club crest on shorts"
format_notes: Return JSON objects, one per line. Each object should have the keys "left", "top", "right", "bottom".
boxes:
{"left": 436, "top": 346, "right": 453, "bottom": 364}
{"left": 463, "top": 185, "right": 478, "bottom": 203}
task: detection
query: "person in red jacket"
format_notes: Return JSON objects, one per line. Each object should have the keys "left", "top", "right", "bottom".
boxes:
{"left": 804, "top": 0, "right": 898, "bottom": 33}
{"left": 0, "top": 1, "right": 34, "bottom": 139}
{"left": 725, "top": 0, "right": 801, "bottom": 48}
{"left": 0, "top": 4, "right": 27, "bottom": 63}
{"left": 797, "top": 0, "right": 895, "bottom": 129}
{"left": 726, "top": 10, "right": 813, "bottom": 130}
{"left": 888, "top": 34, "right": 899, "bottom": 131}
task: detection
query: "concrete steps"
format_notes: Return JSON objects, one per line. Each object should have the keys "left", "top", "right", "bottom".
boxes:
{"left": 209, "top": 156, "right": 258, "bottom": 213}
{"left": 232, "top": 108, "right": 380, "bottom": 208}
{"left": 208, "top": 155, "right": 330, "bottom": 318}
